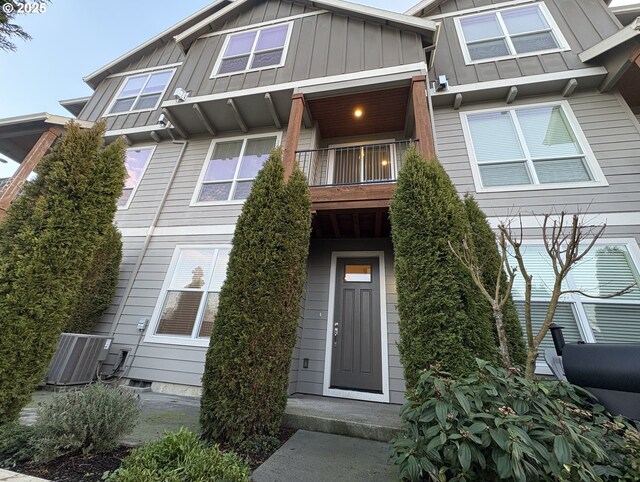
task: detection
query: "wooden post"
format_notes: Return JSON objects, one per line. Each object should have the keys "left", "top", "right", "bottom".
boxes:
{"left": 0, "top": 128, "right": 61, "bottom": 219}
{"left": 411, "top": 75, "right": 436, "bottom": 160}
{"left": 283, "top": 93, "right": 305, "bottom": 180}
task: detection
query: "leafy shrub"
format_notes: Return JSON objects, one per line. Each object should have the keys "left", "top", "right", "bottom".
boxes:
{"left": 237, "top": 434, "right": 280, "bottom": 459}
{"left": 31, "top": 383, "right": 139, "bottom": 463}
{"left": 390, "top": 359, "right": 637, "bottom": 481}
{"left": 200, "top": 149, "right": 311, "bottom": 444}
{"left": 66, "top": 223, "right": 122, "bottom": 333}
{"left": 106, "top": 428, "right": 249, "bottom": 482}
{"left": 0, "top": 121, "right": 126, "bottom": 423}
{"left": 390, "top": 147, "right": 497, "bottom": 385}
{"left": 0, "top": 422, "right": 36, "bottom": 466}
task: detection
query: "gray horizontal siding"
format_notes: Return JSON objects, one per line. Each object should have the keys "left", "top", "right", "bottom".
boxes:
{"left": 101, "top": 234, "right": 233, "bottom": 386}
{"left": 114, "top": 141, "right": 185, "bottom": 229}
{"left": 295, "top": 239, "right": 405, "bottom": 405}
{"left": 79, "top": 40, "right": 185, "bottom": 128}
{"left": 428, "top": 0, "right": 620, "bottom": 87}
{"left": 177, "top": 1, "right": 424, "bottom": 99}
{"left": 156, "top": 126, "right": 314, "bottom": 227}
{"left": 435, "top": 90, "right": 640, "bottom": 216}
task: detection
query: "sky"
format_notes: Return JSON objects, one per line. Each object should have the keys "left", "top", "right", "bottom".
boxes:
{"left": 0, "top": 0, "right": 637, "bottom": 176}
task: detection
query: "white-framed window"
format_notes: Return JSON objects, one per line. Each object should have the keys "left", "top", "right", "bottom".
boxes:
{"left": 460, "top": 101, "right": 607, "bottom": 192}
{"left": 454, "top": 2, "right": 569, "bottom": 64}
{"left": 118, "top": 146, "right": 155, "bottom": 209}
{"left": 191, "top": 133, "right": 280, "bottom": 206}
{"left": 211, "top": 22, "right": 293, "bottom": 77}
{"left": 511, "top": 240, "right": 640, "bottom": 362}
{"left": 146, "top": 245, "right": 231, "bottom": 346}
{"left": 106, "top": 69, "right": 175, "bottom": 115}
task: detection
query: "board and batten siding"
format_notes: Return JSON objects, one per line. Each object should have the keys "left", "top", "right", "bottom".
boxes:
{"left": 174, "top": 1, "right": 424, "bottom": 99}
{"left": 294, "top": 239, "right": 405, "bottom": 405}
{"left": 435, "top": 90, "right": 640, "bottom": 216}
{"left": 79, "top": 40, "right": 185, "bottom": 129}
{"left": 427, "top": 0, "right": 621, "bottom": 87}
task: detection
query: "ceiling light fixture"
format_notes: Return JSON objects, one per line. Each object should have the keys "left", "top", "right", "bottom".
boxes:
{"left": 354, "top": 108, "right": 363, "bottom": 118}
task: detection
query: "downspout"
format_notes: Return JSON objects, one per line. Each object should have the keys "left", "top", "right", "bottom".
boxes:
{"left": 105, "top": 138, "right": 189, "bottom": 379}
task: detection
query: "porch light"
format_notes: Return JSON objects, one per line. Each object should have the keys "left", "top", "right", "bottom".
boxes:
{"left": 354, "top": 108, "right": 363, "bottom": 118}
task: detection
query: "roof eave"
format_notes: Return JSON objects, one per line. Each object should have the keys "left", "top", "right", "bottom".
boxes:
{"left": 579, "top": 17, "right": 640, "bottom": 62}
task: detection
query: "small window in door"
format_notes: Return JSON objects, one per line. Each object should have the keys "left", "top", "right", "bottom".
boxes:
{"left": 344, "top": 265, "right": 372, "bottom": 282}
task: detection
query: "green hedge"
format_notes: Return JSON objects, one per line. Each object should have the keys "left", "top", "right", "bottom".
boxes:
{"left": 200, "top": 148, "right": 311, "bottom": 445}
{"left": 66, "top": 223, "right": 122, "bottom": 333}
{"left": 390, "top": 147, "right": 497, "bottom": 386}
{"left": 463, "top": 194, "right": 527, "bottom": 366}
{"left": 0, "top": 121, "right": 126, "bottom": 424}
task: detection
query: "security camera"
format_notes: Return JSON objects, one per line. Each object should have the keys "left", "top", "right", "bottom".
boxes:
{"left": 158, "top": 113, "right": 167, "bottom": 127}
{"left": 174, "top": 88, "right": 189, "bottom": 102}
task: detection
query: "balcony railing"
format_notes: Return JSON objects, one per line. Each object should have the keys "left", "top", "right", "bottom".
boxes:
{"left": 296, "top": 140, "right": 416, "bottom": 187}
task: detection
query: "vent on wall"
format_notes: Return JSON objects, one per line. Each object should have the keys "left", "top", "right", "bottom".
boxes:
{"left": 46, "top": 334, "right": 112, "bottom": 386}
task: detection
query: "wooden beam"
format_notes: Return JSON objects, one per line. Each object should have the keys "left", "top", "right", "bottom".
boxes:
{"left": 150, "top": 130, "right": 162, "bottom": 143}
{"left": 161, "top": 108, "right": 188, "bottom": 139}
{"left": 562, "top": 79, "right": 578, "bottom": 98}
{"left": 453, "top": 93, "right": 463, "bottom": 110}
{"left": 411, "top": 75, "right": 436, "bottom": 160}
{"left": 122, "top": 135, "right": 133, "bottom": 146}
{"left": 329, "top": 212, "right": 341, "bottom": 238}
{"left": 312, "top": 214, "right": 322, "bottom": 239}
{"left": 374, "top": 210, "right": 382, "bottom": 238}
{"left": 193, "top": 103, "right": 217, "bottom": 135}
{"left": 283, "top": 93, "right": 305, "bottom": 180}
{"left": 505, "top": 86, "right": 518, "bottom": 104}
{"left": 0, "top": 128, "right": 61, "bottom": 219}
{"left": 264, "top": 93, "right": 282, "bottom": 129}
{"left": 227, "top": 99, "right": 248, "bottom": 133}
{"left": 302, "top": 102, "right": 313, "bottom": 129}
{"left": 632, "top": 45, "right": 640, "bottom": 69}
{"left": 353, "top": 212, "right": 361, "bottom": 238}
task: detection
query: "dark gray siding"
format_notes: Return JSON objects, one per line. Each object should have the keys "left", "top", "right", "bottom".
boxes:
{"left": 435, "top": 90, "right": 640, "bottom": 216}
{"left": 174, "top": 1, "right": 424, "bottom": 98}
{"left": 79, "top": 40, "right": 185, "bottom": 128}
{"left": 427, "top": 0, "right": 621, "bottom": 87}
{"left": 295, "top": 239, "right": 405, "bottom": 405}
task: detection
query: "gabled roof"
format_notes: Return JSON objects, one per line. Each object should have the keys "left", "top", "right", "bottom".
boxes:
{"left": 579, "top": 16, "right": 640, "bottom": 62}
{"left": 176, "top": 0, "right": 438, "bottom": 52}
{"left": 82, "top": 0, "right": 233, "bottom": 90}
{"left": 404, "top": 0, "right": 446, "bottom": 17}
{"left": 58, "top": 96, "right": 90, "bottom": 117}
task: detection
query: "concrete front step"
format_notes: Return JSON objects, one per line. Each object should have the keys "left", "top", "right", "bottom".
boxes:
{"left": 282, "top": 394, "right": 403, "bottom": 442}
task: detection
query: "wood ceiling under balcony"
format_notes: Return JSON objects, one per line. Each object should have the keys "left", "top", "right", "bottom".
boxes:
{"left": 307, "top": 87, "right": 410, "bottom": 139}
{"left": 312, "top": 208, "right": 391, "bottom": 239}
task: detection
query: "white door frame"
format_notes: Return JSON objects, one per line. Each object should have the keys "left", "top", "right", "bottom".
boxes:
{"left": 323, "top": 251, "right": 390, "bottom": 403}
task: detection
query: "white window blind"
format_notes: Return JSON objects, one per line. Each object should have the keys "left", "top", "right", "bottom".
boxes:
{"left": 153, "top": 247, "right": 230, "bottom": 341}
{"left": 511, "top": 243, "right": 640, "bottom": 350}
{"left": 463, "top": 104, "right": 600, "bottom": 189}
{"left": 108, "top": 70, "right": 174, "bottom": 115}
{"left": 457, "top": 3, "right": 565, "bottom": 62}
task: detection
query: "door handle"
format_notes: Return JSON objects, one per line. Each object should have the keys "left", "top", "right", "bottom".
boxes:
{"left": 333, "top": 322, "right": 339, "bottom": 347}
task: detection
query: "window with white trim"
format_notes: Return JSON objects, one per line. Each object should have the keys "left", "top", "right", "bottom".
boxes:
{"left": 455, "top": 3, "right": 567, "bottom": 63}
{"left": 193, "top": 135, "right": 278, "bottom": 204}
{"left": 108, "top": 69, "right": 174, "bottom": 115}
{"left": 151, "top": 246, "right": 230, "bottom": 342}
{"left": 118, "top": 147, "right": 154, "bottom": 209}
{"left": 462, "top": 103, "right": 605, "bottom": 190}
{"left": 512, "top": 242, "right": 640, "bottom": 356}
{"left": 214, "top": 23, "right": 291, "bottom": 76}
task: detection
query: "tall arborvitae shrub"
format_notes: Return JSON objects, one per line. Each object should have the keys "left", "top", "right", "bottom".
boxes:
{"left": 66, "top": 223, "right": 122, "bottom": 334}
{"left": 390, "top": 147, "right": 497, "bottom": 387}
{"left": 463, "top": 195, "right": 527, "bottom": 366}
{"left": 0, "top": 121, "right": 126, "bottom": 424}
{"left": 200, "top": 148, "right": 311, "bottom": 445}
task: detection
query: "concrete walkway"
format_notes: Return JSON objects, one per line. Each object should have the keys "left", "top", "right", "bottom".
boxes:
{"left": 0, "top": 469, "right": 49, "bottom": 481}
{"left": 252, "top": 430, "right": 397, "bottom": 482}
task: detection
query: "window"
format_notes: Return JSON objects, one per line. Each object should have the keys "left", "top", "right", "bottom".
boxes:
{"left": 107, "top": 69, "right": 174, "bottom": 115}
{"left": 461, "top": 102, "right": 606, "bottom": 191}
{"left": 511, "top": 242, "right": 640, "bottom": 361}
{"left": 344, "top": 265, "right": 372, "bottom": 283}
{"left": 455, "top": 3, "right": 568, "bottom": 63}
{"left": 118, "top": 147, "right": 154, "bottom": 209}
{"left": 213, "top": 22, "right": 292, "bottom": 76}
{"left": 148, "top": 246, "right": 230, "bottom": 345}
{"left": 192, "top": 135, "right": 279, "bottom": 205}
